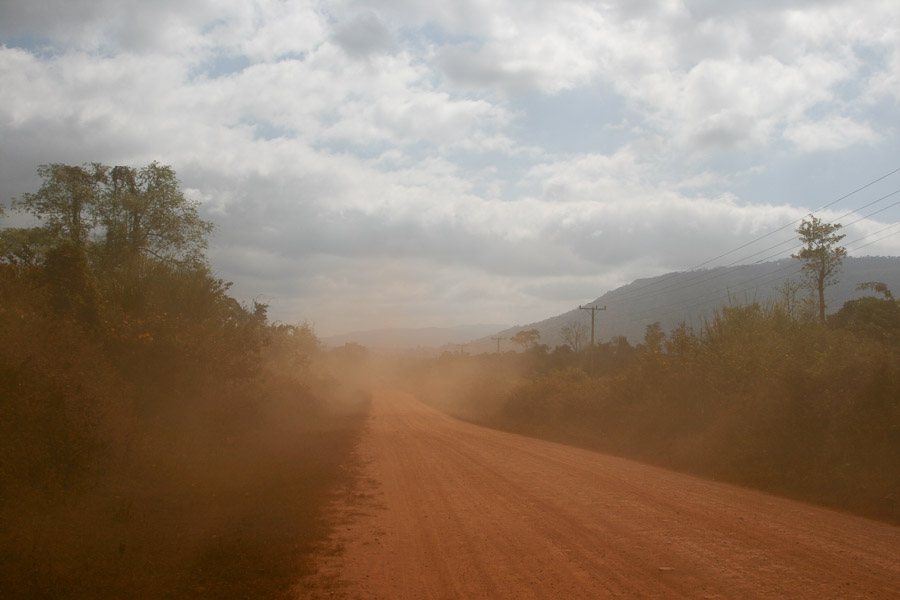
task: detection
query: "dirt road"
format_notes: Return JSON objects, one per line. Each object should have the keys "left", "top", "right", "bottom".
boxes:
{"left": 304, "top": 390, "right": 900, "bottom": 599}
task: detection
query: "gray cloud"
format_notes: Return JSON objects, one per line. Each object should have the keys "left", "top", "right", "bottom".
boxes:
{"left": 684, "top": 0, "right": 844, "bottom": 20}
{"left": 0, "top": 0, "right": 216, "bottom": 53}
{"left": 332, "top": 12, "right": 397, "bottom": 58}
{"left": 435, "top": 43, "right": 540, "bottom": 92}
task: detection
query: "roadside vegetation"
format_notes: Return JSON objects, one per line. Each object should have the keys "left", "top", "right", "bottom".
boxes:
{"left": 0, "top": 163, "right": 369, "bottom": 599}
{"left": 408, "top": 218, "right": 900, "bottom": 525}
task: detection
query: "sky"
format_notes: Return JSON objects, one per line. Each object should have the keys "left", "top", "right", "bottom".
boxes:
{"left": 1, "top": 0, "right": 899, "bottom": 336}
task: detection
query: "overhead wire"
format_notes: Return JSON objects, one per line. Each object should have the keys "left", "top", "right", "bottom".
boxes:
{"left": 616, "top": 222, "right": 900, "bottom": 328}
{"left": 621, "top": 262, "right": 804, "bottom": 326}
{"left": 594, "top": 179, "right": 900, "bottom": 310}
{"left": 665, "top": 165, "right": 900, "bottom": 272}
{"left": 849, "top": 229, "right": 900, "bottom": 253}
{"left": 594, "top": 166, "right": 900, "bottom": 307}
{"left": 590, "top": 173, "right": 900, "bottom": 331}
{"left": 603, "top": 198, "right": 900, "bottom": 311}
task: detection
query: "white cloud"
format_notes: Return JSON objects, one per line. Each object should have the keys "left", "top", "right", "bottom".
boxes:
{"left": 784, "top": 116, "right": 881, "bottom": 151}
{"left": 237, "top": 0, "right": 327, "bottom": 62}
{"left": 412, "top": 0, "right": 897, "bottom": 155}
{"left": 523, "top": 147, "right": 657, "bottom": 202}
{"left": 667, "top": 54, "right": 851, "bottom": 150}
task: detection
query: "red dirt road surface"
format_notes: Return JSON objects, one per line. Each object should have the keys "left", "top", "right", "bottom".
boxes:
{"left": 304, "top": 390, "right": 900, "bottom": 599}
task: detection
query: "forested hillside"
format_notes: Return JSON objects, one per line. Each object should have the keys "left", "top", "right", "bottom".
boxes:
{"left": 481, "top": 256, "right": 900, "bottom": 352}
{"left": 0, "top": 163, "right": 369, "bottom": 599}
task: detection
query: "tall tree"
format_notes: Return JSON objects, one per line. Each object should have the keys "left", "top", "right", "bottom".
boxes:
{"left": 775, "top": 278, "right": 803, "bottom": 320}
{"left": 14, "top": 163, "right": 107, "bottom": 252}
{"left": 511, "top": 328, "right": 540, "bottom": 350}
{"left": 99, "top": 162, "right": 213, "bottom": 268}
{"left": 792, "top": 216, "right": 846, "bottom": 323}
{"left": 9, "top": 162, "right": 215, "bottom": 316}
{"left": 560, "top": 320, "right": 589, "bottom": 352}
{"left": 95, "top": 162, "right": 214, "bottom": 313}
{"left": 642, "top": 321, "right": 665, "bottom": 352}
{"left": 11, "top": 164, "right": 108, "bottom": 324}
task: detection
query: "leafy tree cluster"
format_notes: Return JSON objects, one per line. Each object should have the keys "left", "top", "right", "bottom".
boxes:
{"left": 0, "top": 163, "right": 368, "bottom": 598}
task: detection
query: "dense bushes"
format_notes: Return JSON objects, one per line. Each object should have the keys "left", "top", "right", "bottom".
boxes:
{"left": 410, "top": 300, "right": 900, "bottom": 524}
{"left": 0, "top": 163, "right": 369, "bottom": 598}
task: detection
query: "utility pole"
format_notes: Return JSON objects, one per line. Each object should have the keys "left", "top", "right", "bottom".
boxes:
{"left": 579, "top": 304, "right": 606, "bottom": 373}
{"left": 491, "top": 336, "right": 505, "bottom": 354}
{"left": 453, "top": 343, "right": 468, "bottom": 355}
{"left": 578, "top": 304, "right": 606, "bottom": 348}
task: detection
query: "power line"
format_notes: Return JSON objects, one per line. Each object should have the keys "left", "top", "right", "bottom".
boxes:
{"left": 848, "top": 228, "right": 900, "bottom": 253}
{"left": 844, "top": 222, "right": 900, "bottom": 251}
{"left": 616, "top": 222, "right": 900, "bottom": 328}
{"left": 842, "top": 196, "right": 900, "bottom": 228}
{"left": 833, "top": 188, "right": 900, "bottom": 224}
{"left": 600, "top": 183, "right": 900, "bottom": 309}
{"left": 608, "top": 235, "right": 801, "bottom": 309}
{"left": 598, "top": 167, "right": 900, "bottom": 306}
{"left": 683, "top": 165, "right": 900, "bottom": 271}
{"left": 563, "top": 166, "right": 900, "bottom": 341}
{"left": 623, "top": 263, "right": 805, "bottom": 326}
{"left": 620, "top": 263, "right": 799, "bottom": 326}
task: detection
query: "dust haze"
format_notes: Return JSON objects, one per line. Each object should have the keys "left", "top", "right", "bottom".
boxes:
{"left": 2, "top": 162, "right": 899, "bottom": 598}
{"left": 396, "top": 302, "right": 900, "bottom": 525}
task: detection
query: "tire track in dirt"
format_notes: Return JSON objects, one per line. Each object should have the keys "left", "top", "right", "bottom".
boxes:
{"left": 300, "top": 390, "right": 900, "bottom": 599}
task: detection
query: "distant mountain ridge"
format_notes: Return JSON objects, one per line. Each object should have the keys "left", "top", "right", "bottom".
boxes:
{"left": 322, "top": 323, "right": 509, "bottom": 350}
{"left": 469, "top": 256, "right": 900, "bottom": 353}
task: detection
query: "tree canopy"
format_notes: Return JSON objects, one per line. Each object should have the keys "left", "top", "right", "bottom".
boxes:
{"left": 792, "top": 216, "right": 846, "bottom": 323}
{"left": 560, "top": 320, "right": 589, "bottom": 352}
{"left": 13, "top": 163, "right": 107, "bottom": 252}
{"left": 830, "top": 283, "right": 900, "bottom": 345}
{"left": 4, "top": 161, "right": 214, "bottom": 316}
{"left": 9, "top": 161, "right": 212, "bottom": 269}
{"left": 98, "top": 162, "right": 212, "bottom": 268}
{"left": 511, "top": 328, "right": 541, "bottom": 350}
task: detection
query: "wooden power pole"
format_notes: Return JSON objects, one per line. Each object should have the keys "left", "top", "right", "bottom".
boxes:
{"left": 579, "top": 304, "right": 606, "bottom": 372}
{"left": 491, "top": 336, "right": 505, "bottom": 353}
{"left": 578, "top": 304, "right": 606, "bottom": 348}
